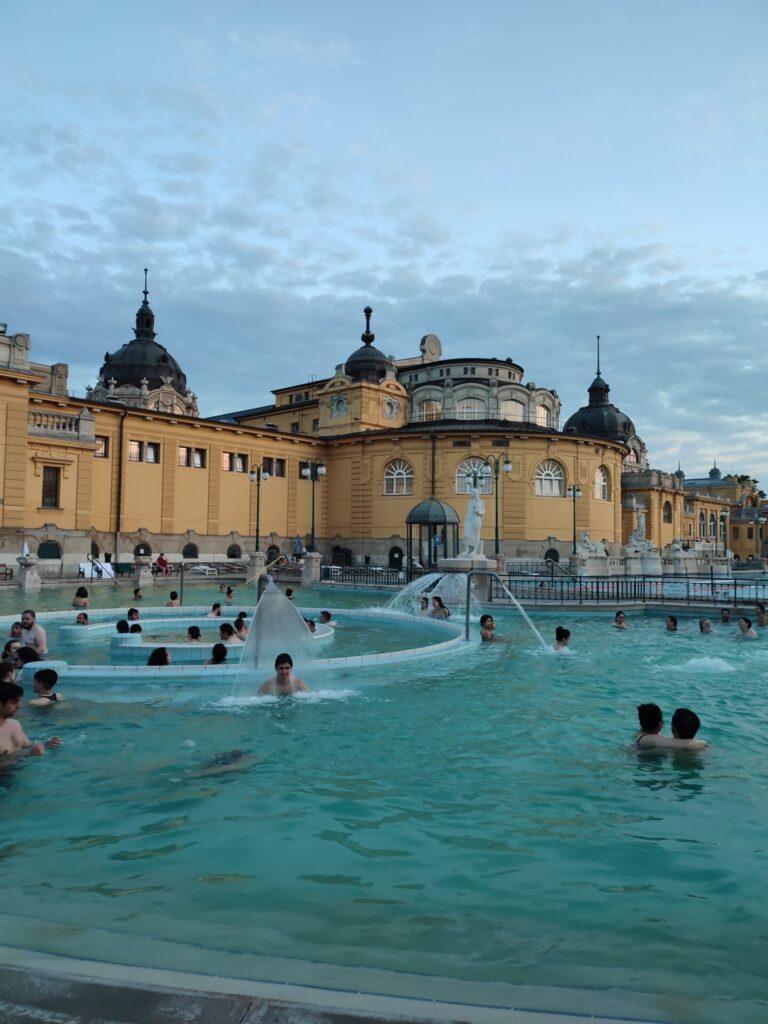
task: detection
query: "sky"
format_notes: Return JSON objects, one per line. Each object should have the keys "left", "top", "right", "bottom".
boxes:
{"left": 1, "top": 0, "right": 767, "bottom": 479}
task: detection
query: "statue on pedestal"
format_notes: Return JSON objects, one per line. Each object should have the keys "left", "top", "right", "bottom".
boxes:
{"left": 461, "top": 486, "right": 485, "bottom": 558}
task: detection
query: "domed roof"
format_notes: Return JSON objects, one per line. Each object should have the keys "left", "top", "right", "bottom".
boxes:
{"left": 99, "top": 277, "right": 188, "bottom": 393}
{"left": 563, "top": 361, "right": 635, "bottom": 443}
{"left": 345, "top": 306, "right": 394, "bottom": 382}
{"left": 406, "top": 498, "right": 460, "bottom": 525}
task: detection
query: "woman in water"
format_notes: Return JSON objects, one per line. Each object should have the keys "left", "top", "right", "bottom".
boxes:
{"left": 755, "top": 602, "right": 768, "bottom": 627}
{"left": 417, "top": 595, "right": 430, "bottom": 617}
{"left": 72, "top": 586, "right": 89, "bottom": 608}
{"left": 553, "top": 625, "right": 571, "bottom": 651}
{"left": 147, "top": 647, "right": 171, "bottom": 666}
{"left": 430, "top": 596, "right": 450, "bottom": 620}
{"left": 206, "top": 643, "right": 228, "bottom": 665}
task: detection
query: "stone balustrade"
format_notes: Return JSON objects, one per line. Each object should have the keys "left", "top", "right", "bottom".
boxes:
{"left": 28, "top": 407, "right": 96, "bottom": 442}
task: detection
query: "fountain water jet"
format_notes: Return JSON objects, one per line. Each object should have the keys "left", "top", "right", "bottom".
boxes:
{"left": 237, "top": 580, "right": 315, "bottom": 686}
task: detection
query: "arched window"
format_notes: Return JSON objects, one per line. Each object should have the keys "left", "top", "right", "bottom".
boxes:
{"left": 182, "top": 543, "right": 199, "bottom": 559}
{"left": 698, "top": 512, "right": 706, "bottom": 538}
{"left": 535, "top": 404, "right": 549, "bottom": 427}
{"left": 663, "top": 501, "right": 673, "bottom": 523}
{"left": 624, "top": 448, "right": 638, "bottom": 465}
{"left": 226, "top": 544, "right": 242, "bottom": 559}
{"left": 594, "top": 466, "right": 610, "bottom": 501}
{"left": 384, "top": 459, "right": 414, "bottom": 496}
{"left": 456, "top": 458, "right": 493, "bottom": 494}
{"left": 417, "top": 399, "right": 442, "bottom": 422}
{"left": 709, "top": 512, "right": 717, "bottom": 537}
{"left": 134, "top": 543, "right": 152, "bottom": 557}
{"left": 266, "top": 544, "right": 281, "bottom": 565}
{"left": 37, "top": 541, "right": 62, "bottom": 559}
{"left": 456, "top": 398, "right": 484, "bottom": 420}
{"left": 499, "top": 399, "right": 525, "bottom": 422}
{"left": 535, "top": 460, "right": 565, "bottom": 497}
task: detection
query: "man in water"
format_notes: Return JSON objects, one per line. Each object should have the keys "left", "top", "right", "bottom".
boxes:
{"left": 737, "top": 616, "right": 757, "bottom": 638}
{"left": 20, "top": 609, "right": 48, "bottom": 655}
{"left": 720, "top": 608, "right": 731, "bottom": 624}
{"left": 613, "top": 610, "right": 630, "bottom": 630}
{"left": 259, "top": 653, "right": 309, "bottom": 695}
{"left": 0, "top": 682, "right": 61, "bottom": 756}
{"left": 635, "top": 703, "right": 706, "bottom": 751}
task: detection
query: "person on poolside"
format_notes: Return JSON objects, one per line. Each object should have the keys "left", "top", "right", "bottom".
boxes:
{"left": 699, "top": 618, "right": 714, "bottom": 634}
{"left": 19, "top": 609, "right": 48, "bottom": 656}
{"left": 72, "top": 586, "right": 89, "bottom": 608}
{"left": 166, "top": 590, "right": 180, "bottom": 608}
{"left": 613, "top": 610, "right": 630, "bottom": 630}
{"left": 207, "top": 602, "right": 222, "bottom": 618}
{"left": 430, "top": 596, "right": 450, "bottom": 620}
{"left": 127, "top": 607, "right": 140, "bottom": 622}
{"left": 720, "top": 608, "right": 731, "bottom": 624}
{"left": 76, "top": 612, "right": 88, "bottom": 626}
{"left": 0, "top": 681, "right": 61, "bottom": 756}
{"left": 259, "top": 653, "right": 309, "bottom": 695}
{"left": 30, "top": 668, "right": 62, "bottom": 706}
{"left": 156, "top": 552, "right": 170, "bottom": 576}
{"left": 755, "top": 602, "right": 768, "bottom": 628}
{"left": 635, "top": 703, "right": 706, "bottom": 752}
{"left": 479, "top": 614, "right": 496, "bottom": 641}
{"left": 737, "top": 616, "right": 757, "bottom": 639}
{"left": 553, "top": 625, "right": 571, "bottom": 651}
{"left": 665, "top": 615, "right": 678, "bottom": 632}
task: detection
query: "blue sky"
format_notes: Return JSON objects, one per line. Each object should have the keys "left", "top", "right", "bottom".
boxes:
{"left": 2, "top": 0, "right": 767, "bottom": 478}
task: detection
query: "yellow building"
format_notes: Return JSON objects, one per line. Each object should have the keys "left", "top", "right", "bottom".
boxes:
{"left": 0, "top": 294, "right": 751, "bottom": 575}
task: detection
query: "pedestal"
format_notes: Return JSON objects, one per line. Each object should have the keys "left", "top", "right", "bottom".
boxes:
{"left": 16, "top": 555, "right": 42, "bottom": 593}
{"left": 639, "top": 553, "right": 663, "bottom": 575}
{"left": 247, "top": 551, "right": 267, "bottom": 588}
{"left": 134, "top": 556, "right": 155, "bottom": 588}
{"left": 302, "top": 552, "right": 322, "bottom": 586}
{"left": 436, "top": 556, "right": 498, "bottom": 573}
{"left": 623, "top": 553, "right": 645, "bottom": 576}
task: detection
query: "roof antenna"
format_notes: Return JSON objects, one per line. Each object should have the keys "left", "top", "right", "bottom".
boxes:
{"left": 596, "top": 334, "right": 601, "bottom": 377}
{"left": 143, "top": 267, "right": 149, "bottom": 305}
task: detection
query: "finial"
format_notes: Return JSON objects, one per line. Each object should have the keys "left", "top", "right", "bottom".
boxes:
{"left": 143, "top": 268, "right": 149, "bottom": 305}
{"left": 361, "top": 306, "right": 375, "bottom": 346}
{"left": 596, "top": 334, "right": 601, "bottom": 377}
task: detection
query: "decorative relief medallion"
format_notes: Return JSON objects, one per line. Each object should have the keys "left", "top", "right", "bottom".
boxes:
{"left": 330, "top": 393, "right": 349, "bottom": 417}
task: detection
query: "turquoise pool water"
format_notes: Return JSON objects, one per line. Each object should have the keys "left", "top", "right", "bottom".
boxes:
{"left": 1, "top": 584, "right": 767, "bottom": 1023}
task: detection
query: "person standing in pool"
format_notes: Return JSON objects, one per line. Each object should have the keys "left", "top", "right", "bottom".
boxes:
{"left": 19, "top": 610, "right": 48, "bottom": 656}
{"left": 755, "top": 603, "right": 768, "bottom": 627}
{"left": 259, "top": 653, "right": 309, "bottom": 695}
{"left": 479, "top": 614, "right": 496, "bottom": 641}
{"left": 72, "top": 586, "right": 89, "bottom": 608}
{"left": 553, "top": 625, "right": 571, "bottom": 651}
{"left": 635, "top": 703, "right": 706, "bottom": 751}
{"left": 737, "top": 616, "right": 757, "bottom": 639}
{"left": 0, "top": 682, "right": 60, "bottom": 756}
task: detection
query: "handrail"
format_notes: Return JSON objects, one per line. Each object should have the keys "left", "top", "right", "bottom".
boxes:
{"left": 244, "top": 553, "right": 289, "bottom": 587}
{"left": 545, "top": 558, "right": 577, "bottom": 579}
{"left": 88, "top": 552, "right": 120, "bottom": 587}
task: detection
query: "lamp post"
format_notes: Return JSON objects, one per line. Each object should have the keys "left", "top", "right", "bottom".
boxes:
{"left": 464, "top": 454, "right": 512, "bottom": 556}
{"left": 301, "top": 459, "right": 326, "bottom": 552}
{"left": 567, "top": 484, "right": 582, "bottom": 556}
{"left": 249, "top": 464, "right": 270, "bottom": 552}
{"left": 717, "top": 510, "right": 729, "bottom": 558}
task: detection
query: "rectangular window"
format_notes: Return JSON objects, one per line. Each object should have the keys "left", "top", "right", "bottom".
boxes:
{"left": 41, "top": 466, "right": 61, "bottom": 508}
{"left": 747, "top": 527, "right": 754, "bottom": 539}
{"left": 274, "top": 458, "right": 286, "bottom": 477}
{"left": 146, "top": 442, "right": 160, "bottom": 463}
{"left": 312, "top": 419, "right": 320, "bottom": 432}
{"left": 452, "top": 440, "right": 471, "bottom": 448}
{"left": 262, "top": 457, "right": 274, "bottom": 474}
{"left": 95, "top": 436, "right": 109, "bottom": 458}
{"left": 128, "top": 440, "right": 142, "bottom": 462}
{"left": 222, "top": 452, "right": 247, "bottom": 472}
{"left": 733, "top": 527, "right": 740, "bottom": 539}
{"left": 178, "top": 446, "right": 205, "bottom": 468}
{"left": 290, "top": 422, "right": 300, "bottom": 434}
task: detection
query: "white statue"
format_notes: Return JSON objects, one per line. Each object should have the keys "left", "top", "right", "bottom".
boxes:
{"left": 461, "top": 486, "right": 485, "bottom": 557}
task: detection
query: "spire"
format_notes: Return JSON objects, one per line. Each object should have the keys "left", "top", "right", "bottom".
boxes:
{"left": 596, "top": 334, "right": 601, "bottom": 377}
{"left": 142, "top": 267, "right": 149, "bottom": 306}
{"left": 588, "top": 333, "right": 609, "bottom": 405}
{"left": 134, "top": 268, "right": 156, "bottom": 340}
{"left": 361, "top": 306, "right": 375, "bottom": 346}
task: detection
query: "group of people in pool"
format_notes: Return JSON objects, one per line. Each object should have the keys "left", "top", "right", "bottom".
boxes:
{"left": 616, "top": 605, "right": 766, "bottom": 638}
{"left": 417, "top": 595, "right": 451, "bottom": 620}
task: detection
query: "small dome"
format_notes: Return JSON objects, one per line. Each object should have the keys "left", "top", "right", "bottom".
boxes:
{"left": 709, "top": 464, "right": 722, "bottom": 480}
{"left": 563, "top": 370, "right": 636, "bottom": 442}
{"left": 406, "top": 498, "right": 460, "bottom": 525}
{"left": 345, "top": 306, "right": 394, "bottom": 383}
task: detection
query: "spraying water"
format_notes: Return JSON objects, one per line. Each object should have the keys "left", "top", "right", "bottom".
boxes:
{"left": 236, "top": 580, "right": 315, "bottom": 687}
{"left": 386, "top": 572, "right": 479, "bottom": 615}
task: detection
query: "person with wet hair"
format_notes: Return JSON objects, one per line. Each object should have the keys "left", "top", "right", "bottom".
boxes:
{"left": 259, "top": 653, "right": 309, "bottom": 695}
{"left": 147, "top": 647, "right": 171, "bottom": 666}
{"left": 635, "top": 703, "right": 706, "bottom": 751}
{"left": 206, "top": 643, "right": 228, "bottom": 665}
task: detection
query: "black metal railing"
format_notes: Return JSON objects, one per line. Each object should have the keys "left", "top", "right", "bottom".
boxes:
{"left": 321, "top": 565, "right": 417, "bottom": 586}
{"left": 492, "top": 574, "right": 768, "bottom": 606}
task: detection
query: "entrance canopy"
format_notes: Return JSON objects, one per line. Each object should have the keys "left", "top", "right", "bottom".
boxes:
{"left": 405, "top": 498, "right": 460, "bottom": 576}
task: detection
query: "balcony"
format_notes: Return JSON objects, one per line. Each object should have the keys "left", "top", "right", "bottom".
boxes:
{"left": 28, "top": 407, "right": 96, "bottom": 443}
